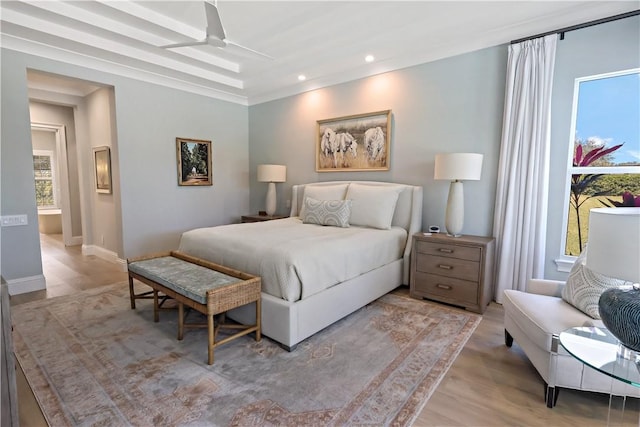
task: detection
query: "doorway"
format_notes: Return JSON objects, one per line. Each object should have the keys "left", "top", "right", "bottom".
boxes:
{"left": 31, "top": 123, "right": 81, "bottom": 247}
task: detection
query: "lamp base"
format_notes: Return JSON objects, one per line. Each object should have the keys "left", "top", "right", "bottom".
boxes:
{"left": 265, "top": 182, "right": 277, "bottom": 216}
{"left": 444, "top": 180, "right": 464, "bottom": 237}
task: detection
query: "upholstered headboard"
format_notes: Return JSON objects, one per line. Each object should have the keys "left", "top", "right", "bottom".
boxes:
{"left": 290, "top": 181, "right": 423, "bottom": 284}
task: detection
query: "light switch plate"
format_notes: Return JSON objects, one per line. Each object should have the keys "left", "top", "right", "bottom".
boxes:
{"left": 1, "top": 214, "right": 28, "bottom": 227}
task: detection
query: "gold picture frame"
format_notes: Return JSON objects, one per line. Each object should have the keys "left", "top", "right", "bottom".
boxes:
{"left": 316, "top": 110, "right": 391, "bottom": 172}
{"left": 176, "top": 137, "right": 213, "bottom": 186}
{"left": 93, "top": 146, "right": 112, "bottom": 194}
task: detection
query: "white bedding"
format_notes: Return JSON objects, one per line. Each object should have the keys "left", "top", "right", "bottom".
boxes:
{"left": 177, "top": 217, "right": 407, "bottom": 302}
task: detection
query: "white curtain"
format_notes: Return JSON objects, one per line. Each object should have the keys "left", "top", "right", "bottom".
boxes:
{"left": 493, "top": 34, "right": 558, "bottom": 303}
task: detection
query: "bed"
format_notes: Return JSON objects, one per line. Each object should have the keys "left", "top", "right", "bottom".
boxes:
{"left": 178, "top": 181, "right": 423, "bottom": 350}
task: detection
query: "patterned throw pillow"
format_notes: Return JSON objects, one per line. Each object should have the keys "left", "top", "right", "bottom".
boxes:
{"left": 561, "top": 247, "right": 629, "bottom": 319}
{"left": 298, "top": 184, "right": 349, "bottom": 218}
{"left": 301, "top": 197, "right": 351, "bottom": 228}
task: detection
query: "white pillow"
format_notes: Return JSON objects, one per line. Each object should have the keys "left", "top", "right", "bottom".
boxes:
{"left": 345, "top": 183, "right": 402, "bottom": 230}
{"left": 301, "top": 197, "right": 351, "bottom": 228}
{"left": 561, "top": 247, "right": 629, "bottom": 319}
{"left": 298, "top": 184, "right": 349, "bottom": 218}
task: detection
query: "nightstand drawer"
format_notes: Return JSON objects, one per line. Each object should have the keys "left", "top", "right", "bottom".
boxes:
{"left": 415, "top": 254, "right": 479, "bottom": 282}
{"left": 413, "top": 272, "right": 478, "bottom": 304}
{"left": 415, "top": 240, "right": 481, "bottom": 262}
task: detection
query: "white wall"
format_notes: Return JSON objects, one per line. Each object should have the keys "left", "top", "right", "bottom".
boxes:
{"left": 1, "top": 48, "right": 249, "bottom": 292}
{"left": 248, "top": 45, "right": 507, "bottom": 237}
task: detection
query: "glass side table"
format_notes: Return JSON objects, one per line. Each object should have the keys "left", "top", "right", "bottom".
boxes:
{"left": 559, "top": 326, "right": 640, "bottom": 426}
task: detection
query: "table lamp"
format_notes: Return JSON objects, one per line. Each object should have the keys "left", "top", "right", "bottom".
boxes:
{"left": 257, "top": 164, "right": 286, "bottom": 216}
{"left": 587, "top": 208, "right": 640, "bottom": 353}
{"left": 434, "top": 153, "right": 483, "bottom": 237}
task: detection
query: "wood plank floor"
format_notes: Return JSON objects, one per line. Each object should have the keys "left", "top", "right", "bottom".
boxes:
{"left": 10, "top": 234, "right": 639, "bottom": 426}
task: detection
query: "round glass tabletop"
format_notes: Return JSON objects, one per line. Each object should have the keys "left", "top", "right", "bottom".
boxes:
{"left": 559, "top": 326, "right": 640, "bottom": 388}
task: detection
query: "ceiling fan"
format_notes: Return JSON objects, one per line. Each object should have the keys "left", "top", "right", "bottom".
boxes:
{"left": 160, "top": 1, "right": 273, "bottom": 60}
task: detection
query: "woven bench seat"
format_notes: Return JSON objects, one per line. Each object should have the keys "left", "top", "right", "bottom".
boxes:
{"left": 127, "top": 250, "right": 261, "bottom": 364}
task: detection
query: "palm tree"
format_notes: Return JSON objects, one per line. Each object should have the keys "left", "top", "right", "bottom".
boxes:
{"left": 570, "top": 141, "right": 622, "bottom": 252}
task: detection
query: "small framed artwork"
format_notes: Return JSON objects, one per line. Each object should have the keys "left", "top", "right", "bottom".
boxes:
{"left": 176, "top": 137, "right": 212, "bottom": 186}
{"left": 93, "top": 146, "right": 112, "bottom": 194}
{"left": 316, "top": 109, "right": 391, "bottom": 172}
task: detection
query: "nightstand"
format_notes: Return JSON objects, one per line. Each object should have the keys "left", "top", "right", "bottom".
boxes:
{"left": 241, "top": 214, "right": 288, "bottom": 223}
{"left": 410, "top": 233, "right": 495, "bottom": 314}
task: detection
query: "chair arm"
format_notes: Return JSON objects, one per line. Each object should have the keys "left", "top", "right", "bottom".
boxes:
{"left": 525, "top": 279, "right": 565, "bottom": 298}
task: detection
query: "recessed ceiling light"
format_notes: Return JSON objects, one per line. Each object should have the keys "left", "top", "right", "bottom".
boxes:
{"left": 298, "top": 74, "right": 307, "bottom": 81}
{"left": 365, "top": 55, "right": 375, "bottom": 63}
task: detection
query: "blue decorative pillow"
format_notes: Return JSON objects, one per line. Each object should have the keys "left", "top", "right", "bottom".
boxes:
{"left": 302, "top": 197, "right": 351, "bottom": 228}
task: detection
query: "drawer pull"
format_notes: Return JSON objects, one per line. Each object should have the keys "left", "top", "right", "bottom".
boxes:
{"left": 438, "top": 264, "right": 453, "bottom": 270}
{"left": 436, "top": 284, "right": 452, "bottom": 290}
{"left": 438, "top": 248, "right": 454, "bottom": 253}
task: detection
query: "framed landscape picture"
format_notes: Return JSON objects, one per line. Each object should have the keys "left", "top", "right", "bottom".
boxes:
{"left": 316, "top": 110, "right": 391, "bottom": 172}
{"left": 93, "top": 146, "right": 112, "bottom": 194}
{"left": 176, "top": 137, "right": 212, "bottom": 186}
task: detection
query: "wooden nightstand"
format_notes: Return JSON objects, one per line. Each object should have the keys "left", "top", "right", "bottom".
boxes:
{"left": 241, "top": 214, "right": 288, "bottom": 223}
{"left": 410, "top": 233, "right": 495, "bottom": 314}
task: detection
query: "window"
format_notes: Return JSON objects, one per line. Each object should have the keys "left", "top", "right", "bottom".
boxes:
{"left": 33, "top": 150, "right": 58, "bottom": 209}
{"left": 560, "top": 69, "right": 640, "bottom": 260}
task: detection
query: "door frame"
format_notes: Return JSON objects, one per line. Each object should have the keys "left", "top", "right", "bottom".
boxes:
{"left": 31, "top": 122, "right": 81, "bottom": 246}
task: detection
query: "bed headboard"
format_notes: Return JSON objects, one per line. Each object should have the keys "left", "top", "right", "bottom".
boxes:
{"left": 290, "top": 181, "right": 423, "bottom": 284}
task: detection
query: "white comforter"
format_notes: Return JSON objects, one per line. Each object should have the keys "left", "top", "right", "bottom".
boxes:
{"left": 177, "top": 217, "right": 407, "bottom": 302}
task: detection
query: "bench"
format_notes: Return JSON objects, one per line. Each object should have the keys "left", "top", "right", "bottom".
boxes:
{"left": 127, "top": 250, "right": 261, "bottom": 364}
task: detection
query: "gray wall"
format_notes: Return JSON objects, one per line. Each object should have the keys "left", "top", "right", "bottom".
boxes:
{"left": 3, "top": 15, "right": 636, "bottom": 290}
{"left": 249, "top": 45, "right": 507, "bottom": 237}
{"left": 545, "top": 15, "right": 640, "bottom": 280}
{"left": 1, "top": 48, "right": 249, "bottom": 289}
{"left": 85, "top": 87, "right": 121, "bottom": 255}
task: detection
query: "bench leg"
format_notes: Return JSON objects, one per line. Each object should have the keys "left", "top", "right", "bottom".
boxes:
{"left": 256, "top": 298, "right": 262, "bottom": 342}
{"left": 128, "top": 275, "right": 136, "bottom": 309}
{"left": 207, "top": 313, "right": 214, "bottom": 365}
{"left": 178, "top": 302, "right": 184, "bottom": 341}
{"left": 153, "top": 290, "right": 160, "bottom": 322}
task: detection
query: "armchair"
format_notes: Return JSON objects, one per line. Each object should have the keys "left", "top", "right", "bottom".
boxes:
{"left": 503, "top": 279, "right": 640, "bottom": 407}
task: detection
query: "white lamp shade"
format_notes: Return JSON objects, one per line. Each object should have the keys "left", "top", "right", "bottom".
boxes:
{"left": 257, "top": 164, "right": 286, "bottom": 183}
{"left": 434, "top": 153, "right": 483, "bottom": 181}
{"left": 585, "top": 207, "right": 640, "bottom": 283}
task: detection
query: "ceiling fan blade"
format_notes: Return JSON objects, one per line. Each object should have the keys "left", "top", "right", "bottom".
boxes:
{"left": 204, "top": 1, "right": 226, "bottom": 41}
{"left": 161, "top": 39, "right": 209, "bottom": 49}
{"left": 226, "top": 40, "right": 274, "bottom": 60}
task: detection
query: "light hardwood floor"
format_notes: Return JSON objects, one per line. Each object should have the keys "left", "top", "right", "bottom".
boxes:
{"left": 11, "top": 234, "right": 639, "bottom": 426}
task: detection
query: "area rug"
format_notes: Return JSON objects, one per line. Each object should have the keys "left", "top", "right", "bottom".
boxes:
{"left": 12, "top": 283, "right": 481, "bottom": 426}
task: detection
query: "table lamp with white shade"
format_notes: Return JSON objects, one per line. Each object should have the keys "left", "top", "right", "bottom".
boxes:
{"left": 257, "top": 164, "right": 286, "bottom": 216}
{"left": 434, "top": 153, "right": 483, "bottom": 237}
{"left": 587, "top": 207, "right": 640, "bottom": 353}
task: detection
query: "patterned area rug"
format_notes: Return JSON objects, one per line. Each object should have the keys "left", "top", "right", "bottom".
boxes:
{"left": 12, "top": 283, "right": 480, "bottom": 426}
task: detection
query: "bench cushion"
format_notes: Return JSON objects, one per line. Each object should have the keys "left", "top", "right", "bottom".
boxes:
{"left": 128, "top": 256, "right": 242, "bottom": 304}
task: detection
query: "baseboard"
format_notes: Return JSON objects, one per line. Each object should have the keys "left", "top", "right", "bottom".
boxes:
{"left": 6, "top": 275, "right": 46, "bottom": 295}
{"left": 68, "top": 236, "right": 83, "bottom": 246}
{"left": 82, "top": 245, "right": 127, "bottom": 272}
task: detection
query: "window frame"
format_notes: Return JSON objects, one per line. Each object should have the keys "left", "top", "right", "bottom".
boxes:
{"left": 33, "top": 149, "right": 59, "bottom": 210}
{"left": 555, "top": 68, "right": 640, "bottom": 272}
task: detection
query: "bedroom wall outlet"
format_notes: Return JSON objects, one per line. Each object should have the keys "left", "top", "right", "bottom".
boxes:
{"left": 1, "top": 214, "right": 28, "bottom": 227}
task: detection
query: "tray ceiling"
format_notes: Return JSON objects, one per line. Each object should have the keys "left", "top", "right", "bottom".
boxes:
{"left": 1, "top": 1, "right": 637, "bottom": 105}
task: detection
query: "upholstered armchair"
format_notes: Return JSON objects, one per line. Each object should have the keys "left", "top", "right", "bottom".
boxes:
{"left": 503, "top": 278, "right": 640, "bottom": 407}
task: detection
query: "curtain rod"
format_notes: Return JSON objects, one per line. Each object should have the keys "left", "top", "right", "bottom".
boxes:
{"left": 510, "top": 9, "right": 639, "bottom": 44}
